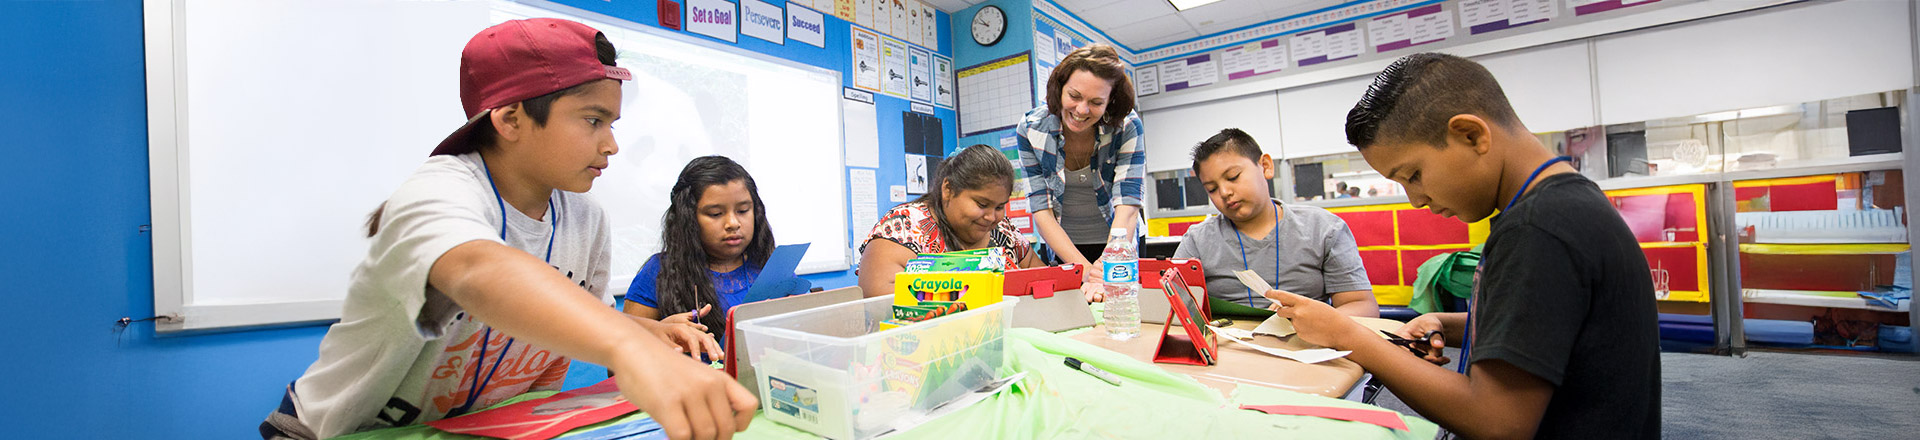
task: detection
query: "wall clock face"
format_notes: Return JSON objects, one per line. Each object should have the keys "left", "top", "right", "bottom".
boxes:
{"left": 972, "top": 5, "right": 1006, "bottom": 46}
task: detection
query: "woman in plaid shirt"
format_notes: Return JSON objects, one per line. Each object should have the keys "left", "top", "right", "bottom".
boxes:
{"left": 1015, "top": 44, "right": 1146, "bottom": 298}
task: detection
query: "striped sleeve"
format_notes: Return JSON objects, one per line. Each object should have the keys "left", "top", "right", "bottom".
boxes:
{"left": 1015, "top": 118, "right": 1056, "bottom": 213}
{"left": 1108, "top": 112, "right": 1147, "bottom": 208}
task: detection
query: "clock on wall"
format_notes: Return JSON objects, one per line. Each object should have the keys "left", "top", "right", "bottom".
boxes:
{"left": 971, "top": 5, "right": 1006, "bottom": 46}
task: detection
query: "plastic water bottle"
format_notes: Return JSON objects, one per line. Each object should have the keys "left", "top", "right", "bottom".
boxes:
{"left": 1100, "top": 228, "right": 1141, "bottom": 340}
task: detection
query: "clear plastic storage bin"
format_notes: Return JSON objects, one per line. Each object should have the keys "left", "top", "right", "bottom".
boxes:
{"left": 736, "top": 295, "right": 1016, "bottom": 440}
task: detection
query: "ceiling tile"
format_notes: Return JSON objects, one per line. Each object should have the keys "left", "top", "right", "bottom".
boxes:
{"left": 1133, "top": 28, "right": 1201, "bottom": 49}
{"left": 1078, "top": 0, "right": 1179, "bottom": 30}
{"left": 1178, "top": 0, "right": 1261, "bottom": 29}
{"left": 1052, "top": 0, "right": 1122, "bottom": 13}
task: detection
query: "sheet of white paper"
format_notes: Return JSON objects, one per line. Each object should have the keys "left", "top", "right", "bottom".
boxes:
{"left": 1252, "top": 314, "right": 1296, "bottom": 338}
{"left": 849, "top": 169, "right": 879, "bottom": 237}
{"left": 1231, "top": 269, "right": 1295, "bottom": 337}
{"left": 1224, "top": 337, "right": 1350, "bottom": 364}
{"left": 842, "top": 98, "right": 879, "bottom": 167}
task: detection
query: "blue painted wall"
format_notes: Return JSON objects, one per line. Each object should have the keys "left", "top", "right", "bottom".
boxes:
{"left": 0, "top": 0, "right": 950, "bottom": 437}
{"left": 952, "top": 0, "right": 1037, "bottom": 154}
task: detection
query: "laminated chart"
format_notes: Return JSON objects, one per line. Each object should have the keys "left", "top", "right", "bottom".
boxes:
{"left": 1459, "top": 0, "right": 1558, "bottom": 35}
{"left": 1219, "top": 38, "right": 1288, "bottom": 81}
{"left": 1369, "top": 3, "right": 1455, "bottom": 53}
{"left": 1292, "top": 23, "right": 1364, "bottom": 68}
{"left": 957, "top": 53, "right": 1033, "bottom": 137}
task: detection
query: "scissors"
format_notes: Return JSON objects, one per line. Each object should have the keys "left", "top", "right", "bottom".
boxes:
{"left": 1380, "top": 330, "right": 1440, "bottom": 358}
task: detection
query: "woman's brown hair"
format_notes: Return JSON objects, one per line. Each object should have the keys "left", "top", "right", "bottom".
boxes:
{"left": 1045, "top": 44, "right": 1135, "bottom": 131}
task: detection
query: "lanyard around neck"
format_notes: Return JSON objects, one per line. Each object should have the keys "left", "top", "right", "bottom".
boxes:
{"left": 478, "top": 154, "right": 558, "bottom": 263}
{"left": 1461, "top": 155, "right": 1571, "bottom": 374}
{"left": 1232, "top": 201, "right": 1281, "bottom": 307}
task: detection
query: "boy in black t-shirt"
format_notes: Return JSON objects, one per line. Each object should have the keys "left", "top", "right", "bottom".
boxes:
{"left": 1266, "top": 53, "right": 1659, "bottom": 439}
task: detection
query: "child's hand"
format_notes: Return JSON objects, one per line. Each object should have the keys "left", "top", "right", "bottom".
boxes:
{"left": 611, "top": 344, "right": 757, "bottom": 440}
{"left": 1264, "top": 289, "right": 1369, "bottom": 350}
{"left": 652, "top": 322, "right": 724, "bottom": 361}
{"left": 662, "top": 305, "right": 713, "bottom": 331}
{"left": 1395, "top": 314, "right": 1451, "bottom": 366}
{"left": 630, "top": 314, "right": 724, "bottom": 361}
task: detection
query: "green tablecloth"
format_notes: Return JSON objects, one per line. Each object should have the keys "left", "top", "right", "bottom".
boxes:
{"left": 339, "top": 328, "right": 1435, "bottom": 439}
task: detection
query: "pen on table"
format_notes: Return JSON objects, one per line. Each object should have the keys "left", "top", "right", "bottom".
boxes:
{"left": 1064, "top": 356, "right": 1121, "bottom": 386}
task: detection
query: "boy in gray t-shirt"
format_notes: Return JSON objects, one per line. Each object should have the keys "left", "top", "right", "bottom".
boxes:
{"left": 1172, "top": 129, "right": 1378, "bottom": 316}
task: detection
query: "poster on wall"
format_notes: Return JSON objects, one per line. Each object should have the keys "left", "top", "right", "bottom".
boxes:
{"left": 836, "top": 0, "right": 857, "bottom": 22}
{"left": 891, "top": 0, "right": 910, "bottom": 43}
{"left": 741, "top": 0, "right": 785, "bottom": 44}
{"left": 909, "top": 46, "right": 933, "bottom": 103}
{"left": 855, "top": 0, "right": 874, "bottom": 28}
{"left": 1135, "top": 64, "right": 1159, "bottom": 96}
{"left": 920, "top": 3, "right": 939, "bottom": 51}
{"left": 901, "top": 0, "right": 921, "bottom": 46}
{"left": 1460, "top": 0, "right": 1557, "bottom": 35}
{"left": 1219, "top": 38, "right": 1287, "bottom": 81}
{"left": 1292, "top": 22, "right": 1362, "bottom": 68}
{"left": 1158, "top": 54, "right": 1216, "bottom": 92}
{"left": 872, "top": 0, "right": 890, "bottom": 36}
{"left": 933, "top": 54, "right": 955, "bottom": 108}
{"left": 957, "top": 52, "right": 1034, "bottom": 136}
{"left": 906, "top": 154, "right": 929, "bottom": 194}
{"left": 686, "top": 0, "right": 739, "bottom": 43}
{"left": 851, "top": 27, "right": 881, "bottom": 92}
{"left": 787, "top": 2, "right": 827, "bottom": 48}
{"left": 1568, "top": 0, "right": 1662, "bottom": 16}
{"left": 1370, "top": 3, "right": 1454, "bottom": 53}
{"left": 881, "top": 36, "right": 910, "bottom": 98}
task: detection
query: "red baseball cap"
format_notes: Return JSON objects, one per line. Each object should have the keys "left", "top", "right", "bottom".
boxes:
{"left": 432, "top": 18, "right": 633, "bottom": 156}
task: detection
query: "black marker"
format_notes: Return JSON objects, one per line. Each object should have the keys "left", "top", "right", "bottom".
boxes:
{"left": 1064, "top": 357, "right": 1121, "bottom": 386}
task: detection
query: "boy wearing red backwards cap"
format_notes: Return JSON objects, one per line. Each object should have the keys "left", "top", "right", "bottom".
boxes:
{"left": 261, "top": 19, "right": 756, "bottom": 440}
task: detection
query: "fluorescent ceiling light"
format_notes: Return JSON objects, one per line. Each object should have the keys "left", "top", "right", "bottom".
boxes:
{"left": 1169, "top": 0, "right": 1224, "bottom": 11}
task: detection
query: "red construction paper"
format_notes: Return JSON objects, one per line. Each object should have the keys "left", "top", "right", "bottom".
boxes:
{"left": 426, "top": 378, "right": 639, "bottom": 440}
{"left": 1240, "top": 404, "right": 1410, "bottom": 431}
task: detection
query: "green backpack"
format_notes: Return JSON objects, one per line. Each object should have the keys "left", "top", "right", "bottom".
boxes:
{"left": 1410, "top": 246, "right": 1483, "bottom": 314}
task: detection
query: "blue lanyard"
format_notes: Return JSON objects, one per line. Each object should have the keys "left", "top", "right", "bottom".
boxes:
{"left": 1232, "top": 201, "right": 1281, "bottom": 307}
{"left": 451, "top": 154, "right": 560, "bottom": 417}
{"left": 1460, "top": 156, "right": 1569, "bottom": 374}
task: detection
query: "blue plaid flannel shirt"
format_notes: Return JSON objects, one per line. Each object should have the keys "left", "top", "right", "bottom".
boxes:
{"left": 1013, "top": 106, "right": 1147, "bottom": 225}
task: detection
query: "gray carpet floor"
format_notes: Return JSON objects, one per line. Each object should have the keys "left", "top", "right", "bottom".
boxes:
{"left": 1367, "top": 348, "right": 1920, "bottom": 439}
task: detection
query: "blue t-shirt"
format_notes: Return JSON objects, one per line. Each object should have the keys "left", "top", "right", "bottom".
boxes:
{"left": 625, "top": 253, "right": 810, "bottom": 316}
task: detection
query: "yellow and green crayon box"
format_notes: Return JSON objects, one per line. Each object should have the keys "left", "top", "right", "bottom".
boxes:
{"left": 893, "top": 271, "right": 1002, "bottom": 309}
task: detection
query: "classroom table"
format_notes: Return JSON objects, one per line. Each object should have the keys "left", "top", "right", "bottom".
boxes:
{"left": 1071, "top": 316, "right": 1407, "bottom": 399}
{"left": 337, "top": 320, "right": 1434, "bottom": 440}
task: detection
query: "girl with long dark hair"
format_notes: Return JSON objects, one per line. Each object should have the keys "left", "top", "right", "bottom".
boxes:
{"left": 623, "top": 156, "right": 808, "bottom": 335}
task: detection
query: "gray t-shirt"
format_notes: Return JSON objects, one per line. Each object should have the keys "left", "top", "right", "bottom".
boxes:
{"left": 1172, "top": 199, "right": 1370, "bottom": 309}
{"left": 1059, "top": 165, "right": 1109, "bottom": 244}
{"left": 284, "top": 152, "right": 613, "bottom": 438}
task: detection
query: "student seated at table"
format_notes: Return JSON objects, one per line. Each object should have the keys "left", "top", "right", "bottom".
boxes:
{"left": 623, "top": 156, "right": 809, "bottom": 350}
{"left": 1269, "top": 53, "right": 1659, "bottom": 439}
{"left": 1172, "top": 128, "right": 1379, "bottom": 317}
{"left": 859, "top": 144, "right": 1043, "bottom": 296}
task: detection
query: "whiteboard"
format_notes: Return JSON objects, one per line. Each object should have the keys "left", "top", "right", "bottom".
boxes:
{"left": 1139, "top": 92, "right": 1283, "bottom": 173}
{"left": 146, "top": 0, "right": 847, "bottom": 332}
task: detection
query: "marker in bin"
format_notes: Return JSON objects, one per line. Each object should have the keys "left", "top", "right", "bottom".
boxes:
{"left": 1064, "top": 357, "right": 1121, "bottom": 386}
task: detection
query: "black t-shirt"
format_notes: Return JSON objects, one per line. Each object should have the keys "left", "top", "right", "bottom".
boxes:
{"left": 1468, "top": 172, "right": 1660, "bottom": 439}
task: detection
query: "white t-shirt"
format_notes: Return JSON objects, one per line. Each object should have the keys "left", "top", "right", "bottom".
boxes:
{"left": 287, "top": 152, "right": 612, "bottom": 438}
